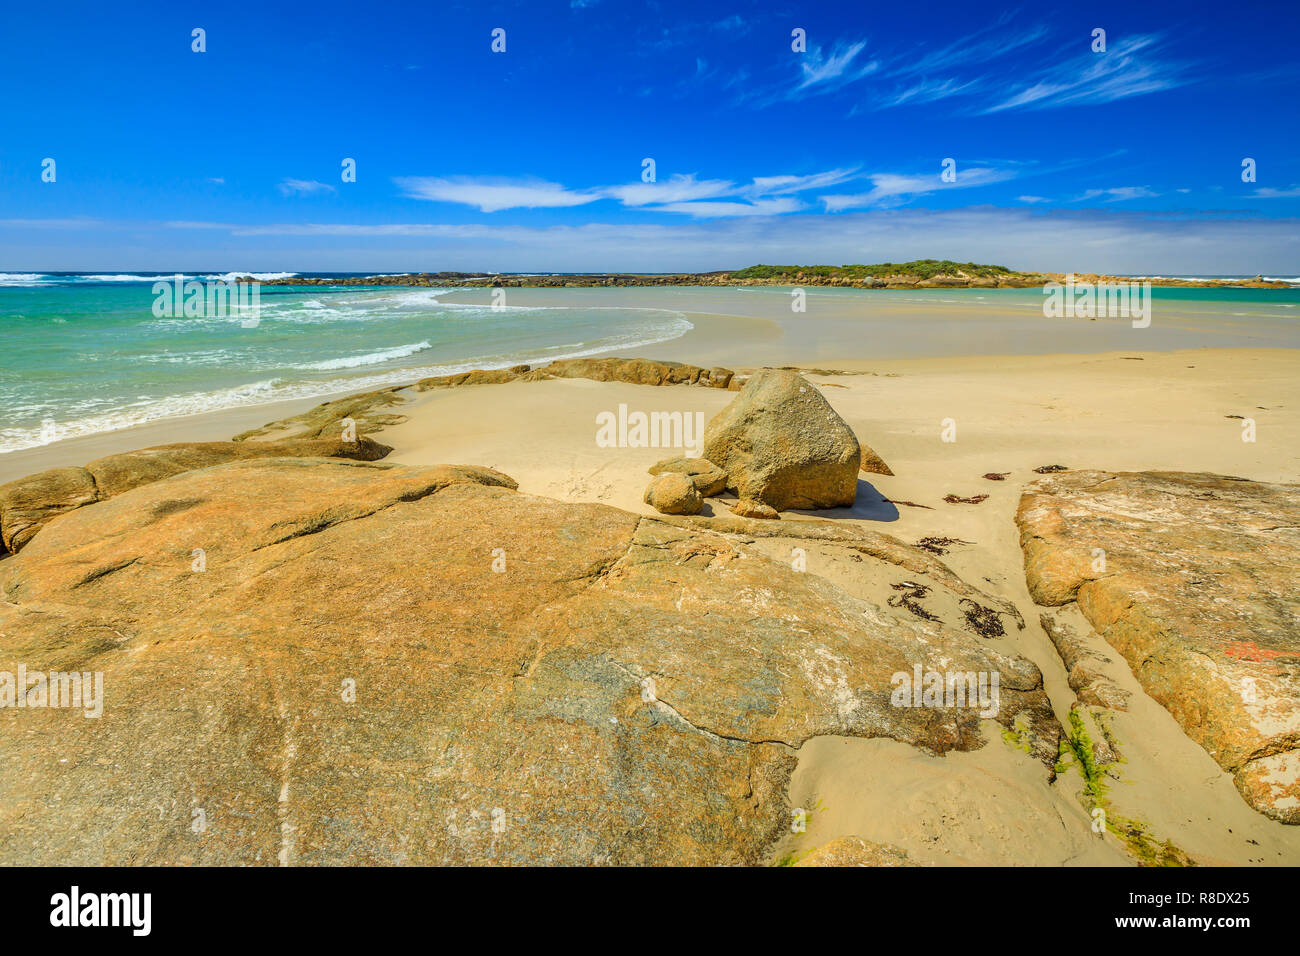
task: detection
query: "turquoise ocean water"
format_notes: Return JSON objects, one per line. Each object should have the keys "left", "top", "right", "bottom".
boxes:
{"left": 1, "top": 272, "right": 1297, "bottom": 454}
{"left": 0, "top": 273, "right": 694, "bottom": 453}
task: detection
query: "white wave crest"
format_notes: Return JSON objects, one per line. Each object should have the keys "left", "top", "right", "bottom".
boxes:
{"left": 293, "top": 341, "right": 434, "bottom": 371}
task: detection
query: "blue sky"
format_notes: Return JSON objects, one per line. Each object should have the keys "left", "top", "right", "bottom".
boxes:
{"left": 2, "top": 0, "right": 1298, "bottom": 273}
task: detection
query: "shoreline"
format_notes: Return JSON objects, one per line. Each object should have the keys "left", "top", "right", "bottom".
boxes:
{"left": 0, "top": 308, "right": 758, "bottom": 474}
{"left": 6, "top": 282, "right": 1296, "bottom": 464}
{"left": 5, "top": 344, "right": 1295, "bottom": 486}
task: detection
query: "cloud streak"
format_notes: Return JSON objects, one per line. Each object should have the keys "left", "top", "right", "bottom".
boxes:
{"left": 821, "top": 166, "right": 1021, "bottom": 211}
{"left": 982, "top": 35, "right": 1191, "bottom": 113}
{"left": 795, "top": 41, "right": 879, "bottom": 94}
{"left": 277, "top": 179, "right": 336, "bottom": 197}
{"left": 1074, "top": 186, "right": 1161, "bottom": 202}
{"left": 396, "top": 168, "right": 864, "bottom": 218}
{"left": 396, "top": 177, "right": 602, "bottom": 212}
{"left": 742, "top": 25, "right": 1196, "bottom": 116}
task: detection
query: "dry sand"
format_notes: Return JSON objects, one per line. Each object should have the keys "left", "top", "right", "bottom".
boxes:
{"left": 4, "top": 345, "right": 1298, "bottom": 865}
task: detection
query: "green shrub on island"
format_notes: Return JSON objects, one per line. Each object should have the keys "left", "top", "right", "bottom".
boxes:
{"left": 730, "top": 260, "right": 1016, "bottom": 280}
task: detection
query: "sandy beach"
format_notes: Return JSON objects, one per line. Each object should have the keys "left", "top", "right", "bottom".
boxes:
{"left": 5, "top": 337, "right": 1297, "bottom": 866}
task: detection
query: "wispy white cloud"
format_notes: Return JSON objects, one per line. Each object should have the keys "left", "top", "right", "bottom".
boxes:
{"left": 0, "top": 217, "right": 105, "bottom": 229}
{"left": 277, "top": 179, "right": 336, "bottom": 197}
{"left": 795, "top": 41, "right": 879, "bottom": 94}
{"left": 396, "top": 168, "right": 862, "bottom": 218}
{"left": 1254, "top": 185, "right": 1300, "bottom": 198}
{"left": 739, "top": 25, "right": 1194, "bottom": 116}
{"left": 744, "top": 167, "right": 861, "bottom": 196}
{"left": 649, "top": 198, "right": 804, "bottom": 218}
{"left": 894, "top": 22, "right": 1050, "bottom": 78}
{"left": 982, "top": 35, "right": 1190, "bottom": 113}
{"left": 714, "top": 14, "right": 748, "bottom": 33}
{"left": 1018, "top": 195, "right": 1050, "bottom": 204}
{"left": 396, "top": 176, "right": 602, "bottom": 212}
{"left": 603, "top": 174, "right": 735, "bottom": 207}
{"left": 822, "top": 166, "right": 1020, "bottom": 211}
{"left": 735, "top": 40, "right": 880, "bottom": 107}
{"left": 1074, "top": 186, "right": 1160, "bottom": 202}
{"left": 855, "top": 21, "right": 1050, "bottom": 109}
{"left": 870, "top": 76, "right": 982, "bottom": 109}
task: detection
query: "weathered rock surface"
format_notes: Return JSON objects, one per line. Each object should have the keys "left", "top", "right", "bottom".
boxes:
{"left": 1017, "top": 470, "right": 1300, "bottom": 823}
{"left": 0, "top": 467, "right": 98, "bottom": 553}
{"left": 703, "top": 369, "right": 860, "bottom": 510}
{"left": 859, "top": 444, "right": 894, "bottom": 477}
{"left": 543, "top": 357, "right": 726, "bottom": 388}
{"left": 233, "top": 389, "right": 410, "bottom": 441}
{"left": 731, "top": 499, "right": 778, "bottom": 520}
{"left": 707, "top": 367, "right": 734, "bottom": 389}
{"left": 0, "top": 438, "right": 391, "bottom": 554}
{"left": 643, "top": 473, "right": 702, "bottom": 515}
{"left": 647, "top": 456, "right": 728, "bottom": 497}
{"left": 1038, "top": 612, "right": 1130, "bottom": 711}
{"left": 84, "top": 438, "right": 392, "bottom": 498}
{"left": 415, "top": 358, "right": 734, "bottom": 392}
{"left": 416, "top": 365, "right": 530, "bottom": 390}
{"left": 793, "top": 836, "right": 917, "bottom": 867}
{"left": 0, "top": 457, "right": 1055, "bottom": 864}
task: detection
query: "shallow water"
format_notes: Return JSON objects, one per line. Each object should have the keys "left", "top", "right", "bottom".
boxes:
{"left": 2, "top": 274, "right": 1297, "bottom": 453}
{"left": 0, "top": 275, "right": 692, "bottom": 452}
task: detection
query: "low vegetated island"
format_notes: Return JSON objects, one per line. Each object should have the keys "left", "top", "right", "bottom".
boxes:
{"left": 257, "top": 261, "right": 1291, "bottom": 289}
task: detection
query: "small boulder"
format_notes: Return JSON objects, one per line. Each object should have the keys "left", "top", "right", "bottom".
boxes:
{"left": 731, "top": 499, "right": 778, "bottom": 520}
{"left": 859, "top": 443, "right": 894, "bottom": 477}
{"left": 706, "top": 367, "right": 734, "bottom": 389}
{"left": 643, "top": 473, "right": 703, "bottom": 515}
{"left": 647, "top": 456, "right": 727, "bottom": 496}
{"left": 703, "top": 368, "right": 859, "bottom": 510}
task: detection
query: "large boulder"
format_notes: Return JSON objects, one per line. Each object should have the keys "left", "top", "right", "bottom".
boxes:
{"left": 1016, "top": 470, "right": 1300, "bottom": 823}
{"left": 703, "top": 369, "right": 860, "bottom": 510}
{"left": 0, "top": 457, "right": 1051, "bottom": 865}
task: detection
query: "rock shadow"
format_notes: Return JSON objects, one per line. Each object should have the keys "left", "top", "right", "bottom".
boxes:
{"left": 786, "top": 479, "right": 901, "bottom": 523}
